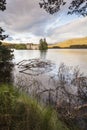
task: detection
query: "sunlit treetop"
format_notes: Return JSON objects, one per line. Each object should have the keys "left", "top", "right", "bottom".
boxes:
{"left": 39, "top": 0, "right": 87, "bottom": 16}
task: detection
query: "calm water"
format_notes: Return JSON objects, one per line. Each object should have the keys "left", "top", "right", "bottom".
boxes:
{"left": 13, "top": 49, "right": 87, "bottom": 74}
{"left": 12, "top": 49, "right": 87, "bottom": 104}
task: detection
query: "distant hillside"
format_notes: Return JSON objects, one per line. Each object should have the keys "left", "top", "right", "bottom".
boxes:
{"left": 2, "top": 42, "right": 27, "bottom": 49}
{"left": 49, "top": 37, "right": 87, "bottom": 48}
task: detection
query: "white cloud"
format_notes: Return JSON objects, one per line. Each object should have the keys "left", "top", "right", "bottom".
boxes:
{"left": 47, "top": 17, "right": 87, "bottom": 43}
{"left": 0, "top": 0, "right": 87, "bottom": 43}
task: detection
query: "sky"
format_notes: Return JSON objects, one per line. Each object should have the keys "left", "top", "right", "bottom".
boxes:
{"left": 0, "top": 0, "right": 87, "bottom": 44}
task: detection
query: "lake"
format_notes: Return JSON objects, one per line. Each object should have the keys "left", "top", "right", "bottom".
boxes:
{"left": 13, "top": 49, "right": 87, "bottom": 74}
{"left": 4, "top": 49, "right": 86, "bottom": 104}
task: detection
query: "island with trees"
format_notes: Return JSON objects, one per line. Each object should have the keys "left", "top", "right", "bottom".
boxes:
{"left": 39, "top": 38, "right": 48, "bottom": 50}
{"left": 0, "top": 0, "right": 87, "bottom": 130}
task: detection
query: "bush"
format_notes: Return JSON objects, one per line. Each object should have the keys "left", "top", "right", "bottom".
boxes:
{"left": 0, "top": 45, "right": 13, "bottom": 62}
{"left": 14, "top": 44, "right": 26, "bottom": 50}
{"left": 0, "top": 84, "right": 69, "bottom": 130}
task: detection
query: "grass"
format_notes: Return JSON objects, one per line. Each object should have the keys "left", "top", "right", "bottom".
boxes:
{"left": 0, "top": 84, "right": 70, "bottom": 130}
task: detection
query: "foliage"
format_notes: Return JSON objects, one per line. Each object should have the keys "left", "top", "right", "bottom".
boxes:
{"left": 39, "top": 38, "right": 48, "bottom": 50}
{"left": 52, "top": 46, "right": 61, "bottom": 49}
{"left": 39, "top": 0, "right": 87, "bottom": 16}
{"left": 2, "top": 42, "right": 15, "bottom": 48}
{"left": 0, "top": 84, "right": 69, "bottom": 130}
{"left": 0, "top": 84, "right": 18, "bottom": 113}
{"left": 0, "top": 0, "right": 6, "bottom": 11}
{"left": 2, "top": 43, "right": 27, "bottom": 50}
{"left": 70, "top": 44, "right": 87, "bottom": 49}
{"left": 68, "top": 0, "right": 87, "bottom": 16}
{"left": 0, "top": 0, "right": 13, "bottom": 63}
{"left": 39, "top": 0, "right": 66, "bottom": 14}
{"left": 14, "top": 44, "right": 27, "bottom": 50}
{"left": 0, "top": 62, "right": 14, "bottom": 84}
{"left": 0, "top": 27, "right": 8, "bottom": 41}
{"left": 0, "top": 0, "right": 7, "bottom": 41}
{"left": 0, "top": 45, "right": 13, "bottom": 62}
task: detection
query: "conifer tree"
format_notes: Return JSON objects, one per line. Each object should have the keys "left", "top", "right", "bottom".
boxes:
{"left": 39, "top": 38, "right": 48, "bottom": 50}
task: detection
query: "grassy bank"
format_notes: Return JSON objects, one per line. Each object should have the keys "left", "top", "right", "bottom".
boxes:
{"left": 0, "top": 84, "right": 69, "bottom": 130}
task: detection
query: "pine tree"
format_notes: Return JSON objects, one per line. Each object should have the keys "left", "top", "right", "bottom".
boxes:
{"left": 39, "top": 38, "right": 48, "bottom": 50}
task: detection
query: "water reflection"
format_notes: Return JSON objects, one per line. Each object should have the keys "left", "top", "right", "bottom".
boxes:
{"left": 13, "top": 49, "right": 87, "bottom": 74}
{"left": 0, "top": 62, "right": 14, "bottom": 84}
{"left": 39, "top": 50, "right": 47, "bottom": 59}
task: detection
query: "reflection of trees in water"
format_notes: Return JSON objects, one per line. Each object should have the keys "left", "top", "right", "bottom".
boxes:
{"left": 39, "top": 50, "right": 47, "bottom": 59}
{"left": 0, "top": 62, "right": 14, "bottom": 84}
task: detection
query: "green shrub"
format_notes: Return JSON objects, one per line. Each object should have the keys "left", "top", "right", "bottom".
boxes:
{"left": 0, "top": 45, "right": 13, "bottom": 62}
{"left": 0, "top": 84, "right": 69, "bottom": 130}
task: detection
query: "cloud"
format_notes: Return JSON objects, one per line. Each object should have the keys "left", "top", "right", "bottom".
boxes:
{"left": 47, "top": 17, "right": 87, "bottom": 43}
{"left": 0, "top": 0, "right": 87, "bottom": 43}
{"left": 1, "top": 0, "right": 56, "bottom": 32}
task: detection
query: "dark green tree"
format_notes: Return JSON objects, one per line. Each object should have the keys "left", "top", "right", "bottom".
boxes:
{"left": 0, "top": 0, "right": 6, "bottom": 11}
{"left": 0, "top": 0, "right": 13, "bottom": 62}
{"left": 39, "top": 38, "right": 48, "bottom": 50}
{"left": 39, "top": 0, "right": 87, "bottom": 16}
{"left": 44, "top": 38, "right": 48, "bottom": 49}
{"left": 0, "top": 0, "right": 7, "bottom": 42}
